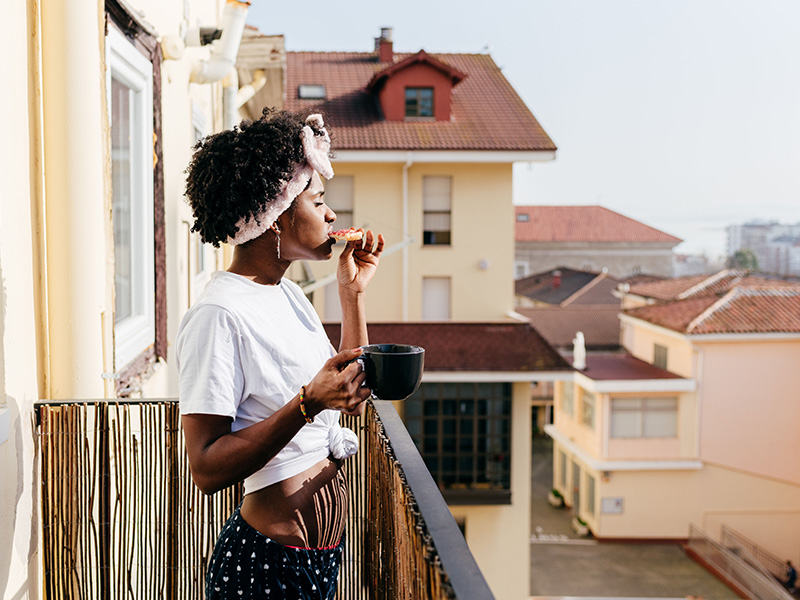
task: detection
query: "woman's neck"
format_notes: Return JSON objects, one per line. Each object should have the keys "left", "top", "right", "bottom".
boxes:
{"left": 227, "top": 240, "right": 289, "bottom": 286}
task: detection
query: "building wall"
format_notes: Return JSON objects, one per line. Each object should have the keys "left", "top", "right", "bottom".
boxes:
{"left": 449, "top": 381, "right": 531, "bottom": 600}
{"left": 0, "top": 2, "right": 42, "bottom": 597}
{"left": 310, "top": 161, "right": 515, "bottom": 322}
{"left": 516, "top": 241, "right": 676, "bottom": 279}
{"left": 1, "top": 1, "right": 225, "bottom": 597}
{"left": 620, "top": 318, "right": 695, "bottom": 378}
{"left": 556, "top": 450, "right": 800, "bottom": 565}
{"left": 696, "top": 339, "right": 800, "bottom": 485}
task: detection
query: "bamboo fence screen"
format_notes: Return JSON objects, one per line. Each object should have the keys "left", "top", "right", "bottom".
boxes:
{"left": 38, "top": 400, "right": 456, "bottom": 600}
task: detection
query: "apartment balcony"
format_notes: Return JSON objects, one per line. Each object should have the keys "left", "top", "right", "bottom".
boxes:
{"left": 35, "top": 398, "right": 494, "bottom": 599}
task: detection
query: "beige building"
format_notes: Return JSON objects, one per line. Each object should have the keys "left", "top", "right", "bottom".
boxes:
{"left": 515, "top": 205, "right": 683, "bottom": 279}
{"left": 548, "top": 273, "right": 800, "bottom": 570}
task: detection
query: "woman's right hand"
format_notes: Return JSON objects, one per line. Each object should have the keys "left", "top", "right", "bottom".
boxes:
{"left": 304, "top": 347, "right": 371, "bottom": 417}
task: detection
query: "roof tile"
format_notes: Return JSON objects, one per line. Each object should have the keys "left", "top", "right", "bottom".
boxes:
{"left": 286, "top": 52, "right": 555, "bottom": 151}
{"left": 323, "top": 322, "right": 571, "bottom": 372}
{"left": 515, "top": 206, "right": 681, "bottom": 244}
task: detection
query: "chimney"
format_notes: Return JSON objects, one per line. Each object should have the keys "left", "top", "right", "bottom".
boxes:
{"left": 552, "top": 270, "right": 562, "bottom": 289}
{"left": 374, "top": 27, "right": 394, "bottom": 62}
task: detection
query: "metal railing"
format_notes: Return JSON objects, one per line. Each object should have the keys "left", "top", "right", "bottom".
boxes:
{"left": 720, "top": 524, "right": 786, "bottom": 580}
{"left": 36, "top": 399, "right": 493, "bottom": 600}
{"left": 686, "top": 524, "right": 792, "bottom": 600}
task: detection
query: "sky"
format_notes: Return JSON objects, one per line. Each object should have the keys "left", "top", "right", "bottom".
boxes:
{"left": 245, "top": 0, "right": 800, "bottom": 258}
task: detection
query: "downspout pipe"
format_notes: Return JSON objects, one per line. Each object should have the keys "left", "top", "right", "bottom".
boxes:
{"left": 222, "top": 68, "right": 239, "bottom": 130}
{"left": 402, "top": 153, "right": 413, "bottom": 321}
{"left": 190, "top": 0, "right": 250, "bottom": 84}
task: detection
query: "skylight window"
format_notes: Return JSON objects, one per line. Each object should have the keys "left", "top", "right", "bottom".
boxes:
{"left": 516, "top": 213, "right": 530, "bottom": 222}
{"left": 298, "top": 84, "right": 326, "bottom": 100}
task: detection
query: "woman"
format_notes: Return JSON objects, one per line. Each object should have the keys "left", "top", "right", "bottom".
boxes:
{"left": 176, "top": 109, "right": 383, "bottom": 599}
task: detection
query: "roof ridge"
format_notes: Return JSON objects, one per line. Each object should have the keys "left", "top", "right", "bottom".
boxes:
{"left": 676, "top": 268, "right": 746, "bottom": 300}
{"left": 560, "top": 272, "right": 608, "bottom": 306}
{"left": 685, "top": 288, "right": 740, "bottom": 333}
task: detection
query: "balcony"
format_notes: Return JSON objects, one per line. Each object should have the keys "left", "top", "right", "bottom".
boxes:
{"left": 35, "top": 398, "right": 494, "bottom": 599}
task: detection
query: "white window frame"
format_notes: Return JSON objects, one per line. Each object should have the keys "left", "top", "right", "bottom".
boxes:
{"left": 107, "top": 27, "right": 155, "bottom": 370}
{"left": 610, "top": 397, "right": 678, "bottom": 439}
{"left": 580, "top": 389, "right": 596, "bottom": 429}
{"left": 561, "top": 381, "right": 574, "bottom": 417}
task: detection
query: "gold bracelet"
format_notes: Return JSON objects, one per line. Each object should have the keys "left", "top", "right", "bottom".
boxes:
{"left": 299, "top": 385, "right": 313, "bottom": 424}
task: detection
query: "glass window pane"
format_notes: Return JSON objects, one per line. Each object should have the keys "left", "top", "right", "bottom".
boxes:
{"left": 611, "top": 411, "right": 641, "bottom": 438}
{"left": 112, "top": 77, "right": 133, "bottom": 323}
{"left": 644, "top": 411, "right": 677, "bottom": 437}
{"left": 423, "top": 212, "right": 451, "bottom": 232}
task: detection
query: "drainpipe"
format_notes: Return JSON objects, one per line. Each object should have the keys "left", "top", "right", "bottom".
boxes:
{"left": 189, "top": 0, "right": 250, "bottom": 85}
{"left": 237, "top": 69, "right": 266, "bottom": 107}
{"left": 222, "top": 68, "right": 239, "bottom": 129}
{"left": 402, "top": 153, "right": 414, "bottom": 321}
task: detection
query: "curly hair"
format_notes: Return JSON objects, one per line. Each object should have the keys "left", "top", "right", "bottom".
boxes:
{"left": 184, "top": 108, "right": 324, "bottom": 247}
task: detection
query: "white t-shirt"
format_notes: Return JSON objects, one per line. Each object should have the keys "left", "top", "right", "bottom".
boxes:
{"left": 176, "top": 271, "right": 357, "bottom": 494}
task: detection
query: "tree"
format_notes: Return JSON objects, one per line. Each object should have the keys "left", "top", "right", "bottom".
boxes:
{"left": 729, "top": 248, "right": 759, "bottom": 270}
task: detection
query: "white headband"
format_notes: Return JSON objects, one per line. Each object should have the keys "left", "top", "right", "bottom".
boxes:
{"left": 227, "top": 114, "right": 334, "bottom": 245}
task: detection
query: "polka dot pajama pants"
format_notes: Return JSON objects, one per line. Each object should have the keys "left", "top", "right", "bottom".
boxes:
{"left": 205, "top": 506, "right": 343, "bottom": 599}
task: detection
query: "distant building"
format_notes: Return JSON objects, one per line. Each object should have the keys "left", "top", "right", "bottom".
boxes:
{"left": 727, "top": 220, "right": 800, "bottom": 276}
{"left": 515, "top": 205, "right": 682, "bottom": 279}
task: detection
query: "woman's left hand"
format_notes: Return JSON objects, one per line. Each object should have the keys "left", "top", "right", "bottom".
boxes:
{"left": 337, "top": 230, "right": 384, "bottom": 294}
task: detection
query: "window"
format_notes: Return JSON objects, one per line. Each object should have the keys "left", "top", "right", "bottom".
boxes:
{"left": 405, "top": 382, "right": 512, "bottom": 503}
{"left": 611, "top": 397, "right": 678, "bottom": 438}
{"left": 561, "top": 381, "right": 574, "bottom": 417}
{"left": 423, "top": 176, "right": 451, "bottom": 245}
{"left": 298, "top": 84, "right": 326, "bottom": 99}
{"left": 586, "top": 474, "right": 596, "bottom": 517}
{"left": 422, "top": 277, "right": 450, "bottom": 320}
{"left": 516, "top": 213, "right": 530, "bottom": 222}
{"left": 405, "top": 87, "right": 433, "bottom": 117}
{"left": 654, "top": 344, "right": 668, "bottom": 370}
{"left": 514, "top": 261, "right": 528, "bottom": 279}
{"left": 324, "top": 175, "right": 354, "bottom": 230}
{"left": 107, "top": 26, "right": 155, "bottom": 371}
{"left": 558, "top": 450, "right": 567, "bottom": 489}
{"left": 580, "top": 389, "right": 595, "bottom": 428}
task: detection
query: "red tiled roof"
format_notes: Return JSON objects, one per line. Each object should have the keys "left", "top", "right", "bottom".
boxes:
{"left": 624, "top": 296, "right": 719, "bottom": 332}
{"left": 691, "top": 288, "right": 800, "bottom": 334}
{"left": 568, "top": 353, "right": 684, "bottom": 381}
{"left": 515, "top": 206, "right": 682, "bottom": 244}
{"left": 323, "top": 322, "right": 572, "bottom": 372}
{"left": 627, "top": 269, "right": 800, "bottom": 302}
{"left": 517, "top": 306, "right": 622, "bottom": 350}
{"left": 625, "top": 287, "right": 800, "bottom": 334}
{"left": 285, "top": 52, "right": 556, "bottom": 151}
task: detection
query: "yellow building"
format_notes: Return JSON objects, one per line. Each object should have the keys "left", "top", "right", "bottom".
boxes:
{"left": 548, "top": 272, "right": 800, "bottom": 572}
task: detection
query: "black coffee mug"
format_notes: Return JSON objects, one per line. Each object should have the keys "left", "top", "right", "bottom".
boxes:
{"left": 360, "top": 344, "right": 425, "bottom": 400}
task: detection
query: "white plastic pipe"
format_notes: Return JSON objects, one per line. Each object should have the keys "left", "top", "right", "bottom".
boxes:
{"left": 237, "top": 69, "right": 266, "bottom": 107}
{"left": 190, "top": 0, "right": 250, "bottom": 84}
{"left": 222, "top": 68, "right": 238, "bottom": 129}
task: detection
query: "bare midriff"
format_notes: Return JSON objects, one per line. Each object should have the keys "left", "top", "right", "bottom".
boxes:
{"left": 239, "top": 457, "right": 347, "bottom": 549}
